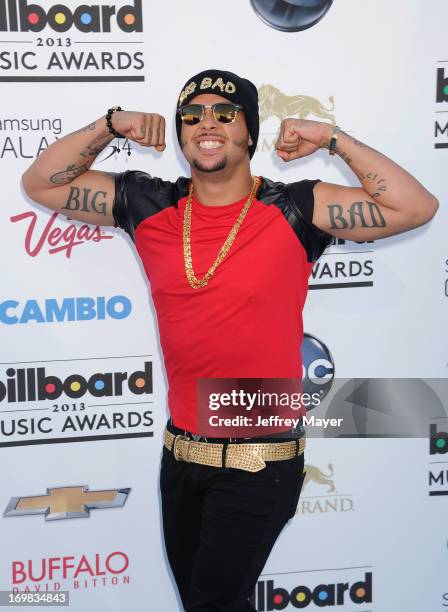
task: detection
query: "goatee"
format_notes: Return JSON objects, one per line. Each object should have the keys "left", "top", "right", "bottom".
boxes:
{"left": 192, "top": 157, "right": 228, "bottom": 173}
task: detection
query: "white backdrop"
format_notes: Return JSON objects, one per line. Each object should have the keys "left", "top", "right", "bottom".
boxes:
{"left": 1, "top": 1, "right": 447, "bottom": 610}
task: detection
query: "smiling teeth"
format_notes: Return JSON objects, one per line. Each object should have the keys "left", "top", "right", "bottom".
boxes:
{"left": 199, "top": 141, "right": 224, "bottom": 149}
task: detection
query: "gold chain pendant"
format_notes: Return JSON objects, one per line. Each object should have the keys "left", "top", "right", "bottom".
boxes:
{"left": 183, "top": 176, "right": 260, "bottom": 289}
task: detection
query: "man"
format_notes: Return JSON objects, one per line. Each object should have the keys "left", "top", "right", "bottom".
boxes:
{"left": 22, "top": 69, "right": 438, "bottom": 612}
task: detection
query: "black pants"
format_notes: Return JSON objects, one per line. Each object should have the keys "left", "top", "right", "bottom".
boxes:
{"left": 160, "top": 419, "right": 306, "bottom": 612}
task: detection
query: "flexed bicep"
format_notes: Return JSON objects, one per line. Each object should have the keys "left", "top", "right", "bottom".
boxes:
{"left": 23, "top": 169, "right": 116, "bottom": 227}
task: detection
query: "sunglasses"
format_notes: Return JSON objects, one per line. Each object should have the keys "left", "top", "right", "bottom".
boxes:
{"left": 178, "top": 103, "right": 243, "bottom": 125}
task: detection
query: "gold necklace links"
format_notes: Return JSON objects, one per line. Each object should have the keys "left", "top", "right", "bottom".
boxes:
{"left": 183, "top": 176, "right": 260, "bottom": 289}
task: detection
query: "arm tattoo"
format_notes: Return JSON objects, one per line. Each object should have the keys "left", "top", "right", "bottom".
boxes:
{"left": 356, "top": 171, "right": 388, "bottom": 198}
{"left": 62, "top": 186, "right": 108, "bottom": 216}
{"left": 73, "top": 121, "right": 96, "bottom": 134}
{"left": 338, "top": 150, "right": 353, "bottom": 166}
{"left": 352, "top": 137, "right": 379, "bottom": 153}
{"left": 328, "top": 201, "right": 387, "bottom": 230}
{"left": 80, "top": 133, "right": 113, "bottom": 158}
{"left": 353, "top": 139, "right": 367, "bottom": 148}
{"left": 50, "top": 163, "right": 90, "bottom": 185}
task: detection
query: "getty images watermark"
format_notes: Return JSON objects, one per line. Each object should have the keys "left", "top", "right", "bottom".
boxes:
{"left": 197, "top": 378, "right": 343, "bottom": 438}
{"left": 197, "top": 378, "right": 448, "bottom": 439}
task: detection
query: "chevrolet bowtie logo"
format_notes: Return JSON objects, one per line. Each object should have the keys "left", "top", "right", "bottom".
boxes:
{"left": 3, "top": 486, "right": 130, "bottom": 521}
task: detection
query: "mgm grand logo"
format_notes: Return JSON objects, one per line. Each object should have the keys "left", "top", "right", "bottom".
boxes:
{"left": 296, "top": 461, "right": 354, "bottom": 515}
{"left": 257, "top": 84, "right": 335, "bottom": 152}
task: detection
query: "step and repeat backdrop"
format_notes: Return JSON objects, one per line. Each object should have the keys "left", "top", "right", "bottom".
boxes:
{"left": 0, "top": 1, "right": 447, "bottom": 610}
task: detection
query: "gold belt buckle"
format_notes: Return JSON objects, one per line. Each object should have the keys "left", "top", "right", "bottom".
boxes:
{"left": 173, "top": 435, "right": 191, "bottom": 462}
{"left": 226, "top": 446, "right": 267, "bottom": 472}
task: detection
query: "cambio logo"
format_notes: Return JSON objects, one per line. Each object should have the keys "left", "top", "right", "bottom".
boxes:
{"left": 0, "top": 0, "right": 142, "bottom": 32}
{"left": 0, "top": 296, "right": 131, "bottom": 324}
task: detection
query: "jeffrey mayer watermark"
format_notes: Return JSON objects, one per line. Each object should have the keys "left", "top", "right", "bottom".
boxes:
{"left": 196, "top": 378, "right": 343, "bottom": 438}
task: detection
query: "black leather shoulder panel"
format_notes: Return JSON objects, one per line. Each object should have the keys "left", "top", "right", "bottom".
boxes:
{"left": 257, "top": 176, "right": 333, "bottom": 262}
{"left": 112, "top": 170, "right": 190, "bottom": 241}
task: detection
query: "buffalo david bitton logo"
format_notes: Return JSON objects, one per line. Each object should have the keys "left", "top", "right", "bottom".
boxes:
{"left": 257, "top": 84, "right": 335, "bottom": 153}
{"left": 4, "top": 485, "right": 130, "bottom": 520}
{"left": 296, "top": 461, "right": 354, "bottom": 515}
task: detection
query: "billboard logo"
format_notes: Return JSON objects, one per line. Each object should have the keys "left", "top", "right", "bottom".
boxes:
{"left": 0, "top": 0, "right": 142, "bottom": 32}
{"left": 430, "top": 423, "right": 448, "bottom": 455}
{"left": 435, "top": 66, "right": 448, "bottom": 149}
{"left": 0, "top": 356, "right": 155, "bottom": 446}
{"left": 437, "top": 68, "right": 448, "bottom": 103}
{"left": 428, "top": 417, "right": 448, "bottom": 497}
{"left": 309, "top": 237, "right": 374, "bottom": 290}
{"left": 0, "top": 361, "right": 152, "bottom": 403}
{"left": 250, "top": 572, "right": 372, "bottom": 609}
{"left": 0, "top": 1, "right": 145, "bottom": 82}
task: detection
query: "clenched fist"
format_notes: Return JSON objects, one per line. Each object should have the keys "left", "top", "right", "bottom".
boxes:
{"left": 275, "top": 118, "right": 334, "bottom": 162}
{"left": 110, "top": 111, "right": 166, "bottom": 151}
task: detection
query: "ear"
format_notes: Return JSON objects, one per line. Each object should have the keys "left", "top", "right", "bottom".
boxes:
{"left": 248, "top": 134, "right": 253, "bottom": 146}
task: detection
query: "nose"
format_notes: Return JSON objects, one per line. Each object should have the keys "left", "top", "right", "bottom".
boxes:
{"left": 200, "top": 106, "right": 218, "bottom": 129}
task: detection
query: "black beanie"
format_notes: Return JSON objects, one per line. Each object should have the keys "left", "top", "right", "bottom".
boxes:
{"left": 176, "top": 69, "right": 259, "bottom": 159}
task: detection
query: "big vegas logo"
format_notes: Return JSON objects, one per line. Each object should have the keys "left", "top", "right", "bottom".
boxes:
{"left": 10, "top": 211, "right": 113, "bottom": 258}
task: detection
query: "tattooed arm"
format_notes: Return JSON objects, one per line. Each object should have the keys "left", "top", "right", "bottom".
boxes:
{"left": 21, "top": 112, "right": 166, "bottom": 226}
{"left": 275, "top": 119, "right": 439, "bottom": 241}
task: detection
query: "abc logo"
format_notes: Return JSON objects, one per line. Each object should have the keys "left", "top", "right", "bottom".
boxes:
{"left": 301, "top": 333, "right": 334, "bottom": 405}
{"left": 430, "top": 423, "right": 448, "bottom": 455}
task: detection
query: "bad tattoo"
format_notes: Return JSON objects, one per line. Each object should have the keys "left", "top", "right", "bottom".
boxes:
{"left": 328, "top": 201, "right": 387, "bottom": 230}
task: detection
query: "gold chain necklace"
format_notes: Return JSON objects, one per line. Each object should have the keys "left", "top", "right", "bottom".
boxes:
{"left": 183, "top": 175, "right": 260, "bottom": 289}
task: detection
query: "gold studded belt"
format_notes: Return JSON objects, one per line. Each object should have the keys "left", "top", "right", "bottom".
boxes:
{"left": 164, "top": 428, "right": 305, "bottom": 473}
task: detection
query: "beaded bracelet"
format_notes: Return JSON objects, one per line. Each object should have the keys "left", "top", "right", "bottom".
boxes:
{"left": 106, "top": 106, "right": 124, "bottom": 138}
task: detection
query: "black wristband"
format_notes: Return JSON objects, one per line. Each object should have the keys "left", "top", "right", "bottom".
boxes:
{"left": 328, "top": 125, "right": 340, "bottom": 156}
{"left": 106, "top": 106, "right": 124, "bottom": 138}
